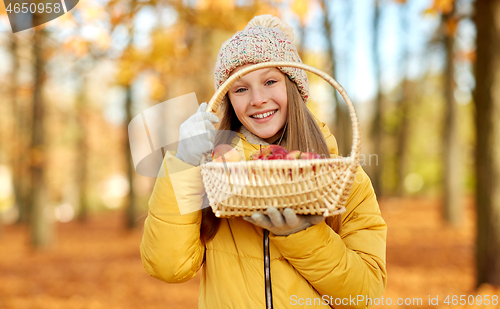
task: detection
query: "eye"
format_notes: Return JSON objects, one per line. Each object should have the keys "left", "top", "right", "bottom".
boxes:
{"left": 265, "top": 80, "right": 277, "bottom": 86}
{"left": 234, "top": 87, "right": 247, "bottom": 93}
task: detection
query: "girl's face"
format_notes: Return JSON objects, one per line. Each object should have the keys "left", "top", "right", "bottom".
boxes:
{"left": 228, "top": 64, "right": 288, "bottom": 143}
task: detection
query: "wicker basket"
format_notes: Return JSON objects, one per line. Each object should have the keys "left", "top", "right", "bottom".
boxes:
{"left": 200, "top": 62, "right": 361, "bottom": 218}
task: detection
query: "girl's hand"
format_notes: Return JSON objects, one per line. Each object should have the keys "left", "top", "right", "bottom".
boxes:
{"left": 176, "top": 102, "right": 220, "bottom": 166}
{"left": 244, "top": 207, "right": 324, "bottom": 236}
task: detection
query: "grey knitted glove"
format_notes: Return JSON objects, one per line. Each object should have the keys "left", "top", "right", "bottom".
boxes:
{"left": 244, "top": 206, "right": 325, "bottom": 236}
{"left": 176, "top": 102, "right": 219, "bottom": 166}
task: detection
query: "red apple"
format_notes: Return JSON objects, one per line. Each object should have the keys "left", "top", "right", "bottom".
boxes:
{"left": 249, "top": 149, "right": 262, "bottom": 160}
{"left": 257, "top": 146, "right": 272, "bottom": 160}
{"left": 268, "top": 145, "right": 288, "bottom": 160}
{"left": 285, "top": 150, "right": 301, "bottom": 160}
{"left": 212, "top": 144, "right": 242, "bottom": 162}
{"left": 261, "top": 145, "right": 288, "bottom": 160}
{"left": 299, "top": 152, "right": 322, "bottom": 160}
{"left": 249, "top": 146, "right": 326, "bottom": 161}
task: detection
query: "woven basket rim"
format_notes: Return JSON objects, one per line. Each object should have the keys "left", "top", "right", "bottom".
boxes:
{"left": 205, "top": 61, "right": 361, "bottom": 164}
{"left": 203, "top": 157, "right": 356, "bottom": 167}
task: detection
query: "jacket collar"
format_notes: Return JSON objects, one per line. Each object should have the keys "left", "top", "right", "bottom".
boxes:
{"left": 238, "top": 126, "right": 270, "bottom": 146}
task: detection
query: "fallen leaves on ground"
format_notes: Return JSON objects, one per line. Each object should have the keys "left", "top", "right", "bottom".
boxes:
{"left": 0, "top": 197, "right": 498, "bottom": 308}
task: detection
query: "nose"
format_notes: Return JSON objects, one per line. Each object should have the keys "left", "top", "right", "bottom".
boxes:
{"left": 250, "top": 87, "right": 268, "bottom": 106}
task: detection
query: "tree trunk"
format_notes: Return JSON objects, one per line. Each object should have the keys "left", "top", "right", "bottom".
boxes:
{"left": 473, "top": 0, "right": 500, "bottom": 287}
{"left": 76, "top": 73, "right": 89, "bottom": 222}
{"left": 5, "top": 33, "right": 20, "bottom": 234}
{"left": 124, "top": 85, "right": 137, "bottom": 229}
{"left": 119, "top": 0, "right": 139, "bottom": 229}
{"left": 297, "top": 20, "right": 306, "bottom": 61}
{"left": 9, "top": 34, "right": 31, "bottom": 225}
{"left": 9, "top": 33, "right": 19, "bottom": 225}
{"left": 442, "top": 8, "right": 463, "bottom": 225}
{"left": 395, "top": 80, "right": 410, "bottom": 196}
{"left": 319, "top": 0, "right": 352, "bottom": 157}
{"left": 370, "top": 0, "right": 384, "bottom": 197}
{"left": 29, "top": 28, "right": 53, "bottom": 248}
{"left": 124, "top": 0, "right": 138, "bottom": 229}
{"left": 395, "top": 3, "right": 411, "bottom": 196}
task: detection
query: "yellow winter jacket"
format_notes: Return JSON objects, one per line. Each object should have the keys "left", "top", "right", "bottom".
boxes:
{"left": 140, "top": 119, "right": 387, "bottom": 309}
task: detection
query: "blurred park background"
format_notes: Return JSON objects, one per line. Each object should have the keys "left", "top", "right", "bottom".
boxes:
{"left": 1, "top": 0, "right": 500, "bottom": 308}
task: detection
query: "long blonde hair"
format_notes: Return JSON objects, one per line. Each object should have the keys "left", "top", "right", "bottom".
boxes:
{"left": 200, "top": 77, "right": 341, "bottom": 243}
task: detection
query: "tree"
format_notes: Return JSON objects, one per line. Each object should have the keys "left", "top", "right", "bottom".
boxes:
{"left": 75, "top": 61, "right": 91, "bottom": 222}
{"left": 394, "top": 2, "right": 412, "bottom": 196}
{"left": 440, "top": 4, "right": 463, "bottom": 225}
{"left": 6, "top": 33, "right": 32, "bottom": 225}
{"left": 29, "top": 27, "right": 53, "bottom": 248}
{"left": 108, "top": 0, "right": 159, "bottom": 229}
{"left": 120, "top": 0, "right": 140, "bottom": 229}
{"left": 63, "top": 5, "right": 112, "bottom": 222}
{"left": 473, "top": 0, "right": 500, "bottom": 287}
{"left": 370, "top": 0, "right": 384, "bottom": 197}
{"left": 319, "top": 0, "right": 352, "bottom": 157}
{"left": 291, "top": 0, "right": 308, "bottom": 60}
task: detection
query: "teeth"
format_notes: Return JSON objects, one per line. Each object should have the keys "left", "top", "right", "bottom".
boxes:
{"left": 251, "top": 110, "right": 276, "bottom": 119}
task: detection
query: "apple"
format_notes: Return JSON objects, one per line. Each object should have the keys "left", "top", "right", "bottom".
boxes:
{"left": 266, "top": 145, "right": 289, "bottom": 160}
{"left": 212, "top": 144, "right": 242, "bottom": 162}
{"left": 249, "top": 149, "right": 262, "bottom": 160}
{"left": 248, "top": 146, "right": 325, "bottom": 161}
{"left": 299, "top": 152, "right": 322, "bottom": 160}
{"left": 286, "top": 150, "right": 301, "bottom": 160}
{"left": 285, "top": 150, "right": 324, "bottom": 160}
{"left": 257, "top": 146, "right": 273, "bottom": 160}
{"left": 259, "top": 145, "right": 288, "bottom": 160}
{"left": 249, "top": 145, "right": 288, "bottom": 160}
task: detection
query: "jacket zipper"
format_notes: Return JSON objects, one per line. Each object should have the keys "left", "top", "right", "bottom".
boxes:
{"left": 263, "top": 229, "right": 273, "bottom": 309}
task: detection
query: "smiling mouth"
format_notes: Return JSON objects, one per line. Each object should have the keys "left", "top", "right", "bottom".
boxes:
{"left": 250, "top": 109, "right": 278, "bottom": 119}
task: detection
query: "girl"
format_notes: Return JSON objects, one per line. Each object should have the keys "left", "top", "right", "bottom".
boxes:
{"left": 140, "top": 15, "right": 387, "bottom": 309}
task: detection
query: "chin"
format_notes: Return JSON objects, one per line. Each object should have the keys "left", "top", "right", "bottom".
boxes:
{"left": 257, "top": 132, "right": 275, "bottom": 139}
{"left": 253, "top": 128, "right": 278, "bottom": 139}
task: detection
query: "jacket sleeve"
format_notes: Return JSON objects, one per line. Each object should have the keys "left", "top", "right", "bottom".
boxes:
{"left": 140, "top": 151, "right": 206, "bottom": 283}
{"left": 270, "top": 166, "right": 387, "bottom": 309}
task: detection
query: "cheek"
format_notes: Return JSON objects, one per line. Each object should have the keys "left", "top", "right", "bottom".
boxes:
{"left": 277, "top": 83, "right": 287, "bottom": 104}
{"left": 230, "top": 100, "right": 245, "bottom": 118}
{"left": 278, "top": 88, "right": 288, "bottom": 110}
{"left": 282, "top": 106, "right": 288, "bottom": 122}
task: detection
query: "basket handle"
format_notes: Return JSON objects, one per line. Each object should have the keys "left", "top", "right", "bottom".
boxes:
{"left": 206, "top": 61, "right": 361, "bottom": 163}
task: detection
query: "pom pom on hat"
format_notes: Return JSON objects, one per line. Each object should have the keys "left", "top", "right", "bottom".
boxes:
{"left": 214, "top": 15, "right": 309, "bottom": 107}
{"left": 245, "top": 14, "right": 295, "bottom": 41}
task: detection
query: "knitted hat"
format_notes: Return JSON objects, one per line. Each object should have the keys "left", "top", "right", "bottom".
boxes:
{"left": 214, "top": 15, "right": 309, "bottom": 108}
